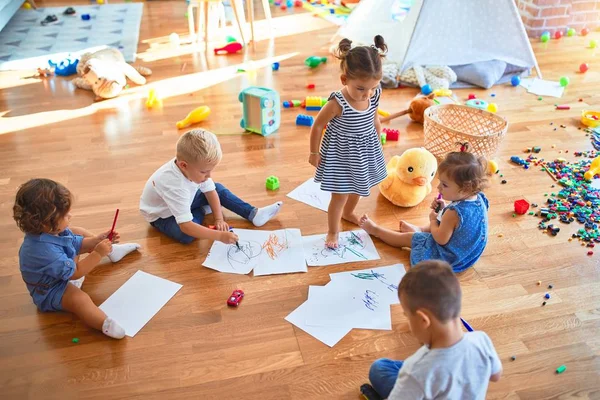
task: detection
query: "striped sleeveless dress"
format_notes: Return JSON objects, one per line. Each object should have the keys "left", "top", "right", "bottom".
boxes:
{"left": 314, "top": 87, "right": 387, "bottom": 196}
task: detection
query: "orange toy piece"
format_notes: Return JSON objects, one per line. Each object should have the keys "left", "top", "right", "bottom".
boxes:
{"left": 380, "top": 94, "right": 435, "bottom": 124}
{"left": 214, "top": 42, "right": 243, "bottom": 55}
{"left": 176, "top": 106, "right": 211, "bottom": 129}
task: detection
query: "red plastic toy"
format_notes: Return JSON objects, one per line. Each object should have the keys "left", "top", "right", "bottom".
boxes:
{"left": 382, "top": 128, "right": 399, "bottom": 141}
{"left": 227, "top": 289, "right": 244, "bottom": 306}
{"left": 554, "top": 31, "right": 563, "bottom": 39}
{"left": 306, "top": 83, "right": 315, "bottom": 89}
{"left": 294, "top": 0, "right": 302, "bottom": 6}
{"left": 468, "top": 94, "right": 476, "bottom": 100}
{"left": 214, "top": 42, "right": 243, "bottom": 55}
{"left": 514, "top": 199, "right": 530, "bottom": 215}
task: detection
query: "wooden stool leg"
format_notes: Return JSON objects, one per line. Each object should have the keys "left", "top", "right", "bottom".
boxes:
{"left": 261, "top": 0, "right": 272, "bottom": 34}
{"left": 247, "top": 0, "right": 255, "bottom": 47}
{"left": 188, "top": 4, "right": 196, "bottom": 42}
{"left": 230, "top": 0, "right": 246, "bottom": 45}
{"left": 203, "top": 1, "right": 209, "bottom": 49}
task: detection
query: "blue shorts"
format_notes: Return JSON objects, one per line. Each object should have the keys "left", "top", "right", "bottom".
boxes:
{"left": 29, "top": 280, "right": 69, "bottom": 312}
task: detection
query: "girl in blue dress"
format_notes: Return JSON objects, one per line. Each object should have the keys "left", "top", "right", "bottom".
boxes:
{"left": 309, "top": 36, "right": 388, "bottom": 249}
{"left": 359, "top": 146, "right": 489, "bottom": 273}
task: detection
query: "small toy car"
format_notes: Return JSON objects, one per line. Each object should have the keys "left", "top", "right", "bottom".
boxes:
{"left": 227, "top": 289, "right": 244, "bottom": 306}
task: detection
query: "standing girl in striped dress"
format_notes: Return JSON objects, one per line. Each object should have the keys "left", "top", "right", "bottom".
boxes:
{"left": 308, "top": 36, "right": 388, "bottom": 248}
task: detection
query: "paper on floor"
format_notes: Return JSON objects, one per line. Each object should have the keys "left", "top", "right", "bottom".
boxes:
{"left": 99, "top": 270, "right": 182, "bottom": 337}
{"left": 287, "top": 178, "right": 331, "bottom": 212}
{"left": 303, "top": 230, "right": 380, "bottom": 266}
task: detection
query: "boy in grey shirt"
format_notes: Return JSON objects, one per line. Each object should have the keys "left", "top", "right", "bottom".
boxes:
{"left": 367, "top": 260, "right": 502, "bottom": 399}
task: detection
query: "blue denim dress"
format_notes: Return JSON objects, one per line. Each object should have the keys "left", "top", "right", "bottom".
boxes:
{"left": 411, "top": 193, "right": 489, "bottom": 273}
{"left": 19, "top": 229, "right": 83, "bottom": 312}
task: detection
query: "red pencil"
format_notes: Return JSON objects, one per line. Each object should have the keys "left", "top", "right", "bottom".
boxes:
{"left": 108, "top": 209, "right": 119, "bottom": 241}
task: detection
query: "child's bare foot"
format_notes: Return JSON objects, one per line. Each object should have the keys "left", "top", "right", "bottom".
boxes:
{"left": 342, "top": 212, "right": 360, "bottom": 225}
{"left": 325, "top": 232, "right": 339, "bottom": 248}
{"left": 359, "top": 214, "right": 378, "bottom": 235}
{"left": 399, "top": 220, "right": 421, "bottom": 233}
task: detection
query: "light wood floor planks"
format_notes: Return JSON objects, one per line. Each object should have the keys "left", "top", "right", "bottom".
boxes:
{"left": 1, "top": 1, "right": 600, "bottom": 399}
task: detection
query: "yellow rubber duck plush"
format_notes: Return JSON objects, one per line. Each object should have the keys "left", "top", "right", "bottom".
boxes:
{"left": 379, "top": 148, "right": 438, "bottom": 207}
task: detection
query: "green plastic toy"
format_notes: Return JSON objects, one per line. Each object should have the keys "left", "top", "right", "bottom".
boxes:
{"left": 266, "top": 176, "right": 280, "bottom": 190}
{"left": 305, "top": 56, "right": 327, "bottom": 68}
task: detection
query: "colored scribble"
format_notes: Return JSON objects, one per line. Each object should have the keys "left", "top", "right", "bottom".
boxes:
{"left": 227, "top": 240, "right": 261, "bottom": 269}
{"left": 363, "top": 290, "right": 379, "bottom": 311}
{"left": 351, "top": 270, "right": 398, "bottom": 292}
{"left": 261, "top": 233, "right": 289, "bottom": 260}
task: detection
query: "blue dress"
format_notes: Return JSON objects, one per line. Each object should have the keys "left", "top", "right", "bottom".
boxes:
{"left": 19, "top": 229, "right": 83, "bottom": 312}
{"left": 411, "top": 193, "right": 489, "bottom": 273}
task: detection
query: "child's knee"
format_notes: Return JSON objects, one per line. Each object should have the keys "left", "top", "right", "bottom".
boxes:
{"left": 61, "top": 284, "right": 92, "bottom": 309}
{"left": 369, "top": 358, "right": 388, "bottom": 378}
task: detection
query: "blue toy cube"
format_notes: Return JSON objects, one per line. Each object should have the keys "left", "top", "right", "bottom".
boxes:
{"left": 239, "top": 86, "right": 280, "bottom": 136}
{"left": 296, "top": 114, "right": 314, "bottom": 127}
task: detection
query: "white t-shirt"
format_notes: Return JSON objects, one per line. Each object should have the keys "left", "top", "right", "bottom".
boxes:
{"left": 139, "top": 158, "right": 216, "bottom": 224}
{"left": 388, "top": 331, "right": 502, "bottom": 400}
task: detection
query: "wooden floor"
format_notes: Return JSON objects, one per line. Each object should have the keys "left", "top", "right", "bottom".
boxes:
{"left": 1, "top": 1, "right": 600, "bottom": 399}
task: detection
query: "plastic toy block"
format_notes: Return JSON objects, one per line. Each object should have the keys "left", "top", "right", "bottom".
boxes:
{"left": 514, "top": 199, "right": 530, "bottom": 215}
{"left": 532, "top": 146, "right": 541, "bottom": 153}
{"left": 272, "top": 62, "right": 280, "bottom": 71}
{"left": 266, "top": 176, "right": 280, "bottom": 190}
{"left": 296, "top": 114, "right": 314, "bottom": 126}
{"left": 380, "top": 132, "right": 386, "bottom": 145}
{"left": 71, "top": 338, "right": 79, "bottom": 343}
{"left": 382, "top": 128, "right": 399, "bottom": 141}
{"left": 556, "top": 365, "right": 566, "bottom": 374}
{"left": 305, "top": 96, "right": 323, "bottom": 111}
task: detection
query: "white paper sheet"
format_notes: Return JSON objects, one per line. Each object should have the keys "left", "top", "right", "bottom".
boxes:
{"left": 525, "top": 78, "right": 565, "bottom": 98}
{"left": 284, "top": 285, "right": 352, "bottom": 347}
{"left": 304, "top": 279, "right": 392, "bottom": 330}
{"left": 287, "top": 178, "right": 332, "bottom": 212}
{"left": 99, "top": 270, "right": 182, "bottom": 337}
{"left": 329, "top": 264, "right": 406, "bottom": 306}
{"left": 303, "top": 230, "right": 380, "bottom": 266}
{"left": 202, "top": 228, "right": 307, "bottom": 276}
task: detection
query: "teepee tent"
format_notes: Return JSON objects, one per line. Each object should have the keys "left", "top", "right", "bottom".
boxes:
{"left": 334, "top": 0, "right": 541, "bottom": 88}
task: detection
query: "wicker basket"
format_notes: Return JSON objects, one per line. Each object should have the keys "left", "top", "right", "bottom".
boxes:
{"left": 423, "top": 105, "right": 508, "bottom": 160}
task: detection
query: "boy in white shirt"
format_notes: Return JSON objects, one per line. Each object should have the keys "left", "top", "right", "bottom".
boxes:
{"left": 140, "top": 129, "right": 282, "bottom": 244}
{"left": 364, "top": 260, "right": 502, "bottom": 400}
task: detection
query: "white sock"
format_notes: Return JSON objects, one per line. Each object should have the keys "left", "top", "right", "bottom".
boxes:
{"left": 252, "top": 201, "right": 283, "bottom": 227}
{"left": 102, "top": 317, "right": 126, "bottom": 339}
{"left": 108, "top": 243, "right": 141, "bottom": 263}
{"left": 69, "top": 276, "right": 85, "bottom": 289}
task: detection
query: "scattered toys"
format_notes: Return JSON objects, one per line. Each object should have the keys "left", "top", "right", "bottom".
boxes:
{"left": 81, "top": 13, "right": 90, "bottom": 20}
{"left": 266, "top": 176, "right": 280, "bottom": 190}
{"left": 511, "top": 356, "right": 516, "bottom": 361}
{"left": 590, "top": 40, "right": 597, "bottom": 49}
{"left": 214, "top": 42, "right": 243, "bottom": 55}
{"left": 468, "top": 93, "right": 476, "bottom": 100}
{"left": 510, "top": 75, "right": 521, "bottom": 86}
{"left": 145, "top": 88, "right": 162, "bottom": 108}
{"left": 306, "top": 83, "right": 315, "bottom": 89}
{"left": 487, "top": 160, "right": 499, "bottom": 174}
{"left": 421, "top": 84, "right": 432, "bottom": 95}
{"left": 567, "top": 28, "right": 576, "bottom": 37}
{"left": 581, "top": 28, "right": 590, "bottom": 36}
{"left": 580, "top": 63, "right": 589, "bottom": 73}
{"left": 227, "top": 289, "right": 244, "bottom": 306}
{"left": 465, "top": 99, "right": 488, "bottom": 110}
{"left": 540, "top": 32, "right": 550, "bottom": 42}
{"left": 305, "top": 96, "right": 326, "bottom": 111}
{"left": 584, "top": 155, "right": 600, "bottom": 180}
{"left": 532, "top": 146, "right": 542, "bottom": 153}
{"left": 305, "top": 56, "right": 327, "bottom": 68}
{"left": 544, "top": 293, "right": 551, "bottom": 299}
{"left": 487, "top": 103, "right": 498, "bottom": 113}
{"left": 514, "top": 199, "right": 530, "bottom": 215}
{"left": 380, "top": 132, "right": 386, "bottom": 145}
{"left": 72, "top": 338, "right": 79, "bottom": 343}
{"left": 556, "top": 105, "right": 570, "bottom": 110}
{"left": 433, "top": 88, "right": 452, "bottom": 97}
{"left": 554, "top": 30, "right": 563, "bottom": 40}
{"left": 272, "top": 62, "right": 280, "bottom": 71}
{"left": 239, "top": 87, "right": 280, "bottom": 136}
{"left": 582, "top": 111, "right": 600, "bottom": 128}
{"left": 537, "top": 281, "right": 542, "bottom": 285}
{"left": 48, "top": 57, "right": 78, "bottom": 76}
{"left": 556, "top": 365, "right": 567, "bottom": 374}
{"left": 377, "top": 109, "right": 390, "bottom": 118}
{"left": 296, "top": 114, "right": 314, "bottom": 126}
{"left": 559, "top": 76, "right": 570, "bottom": 87}
{"left": 176, "top": 106, "right": 210, "bottom": 129}
{"left": 382, "top": 127, "right": 399, "bottom": 141}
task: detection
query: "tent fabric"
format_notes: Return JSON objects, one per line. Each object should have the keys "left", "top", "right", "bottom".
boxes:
{"left": 334, "top": 0, "right": 541, "bottom": 86}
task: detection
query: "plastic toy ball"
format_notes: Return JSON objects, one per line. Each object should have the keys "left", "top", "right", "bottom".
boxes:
{"left": 567, "top": 28, "right": 576, "bottom": 37}
{"left": 487, "top": 103, "right": 498, "bottom": 113}
{"left": 421, "top": 84, "right": 432, "bottom": 95}
{"left": 559, "top": 76, "right": 570, "bottom": 87}
{"left": 590, "top": 40, "right": 598, "bottom": 49}
{"left": 510, "top": 75, "right": 521, "bottom": 87}
{"left": 581, "top": 28, "right": 590, "bottom": 36}
{"left": 540, "top": 32, "right": 550, "bottom": 43}
{"left": 580, "top": 63, "right": 589, "bottom": 73}
{"left": 554, "top": 30, "right": 563, "bottom": 40}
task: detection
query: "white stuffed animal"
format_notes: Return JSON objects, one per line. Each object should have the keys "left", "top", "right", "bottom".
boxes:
{"left": 72, "top": 48, "right": 152, "bottom": 100}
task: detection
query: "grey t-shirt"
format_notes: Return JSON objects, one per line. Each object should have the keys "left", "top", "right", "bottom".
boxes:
{"left": 388, "top": 331, "right": 502, "bottom": 400}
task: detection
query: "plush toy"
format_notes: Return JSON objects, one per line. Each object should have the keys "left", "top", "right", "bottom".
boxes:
{"left": 379, "top": 148, "right": 438, "bottom": 207}
{"left": 72, "top": 48, "right": 152, "bottom": 100}
{"left": 380, "top": 94, "right": 436, "bottom": 124}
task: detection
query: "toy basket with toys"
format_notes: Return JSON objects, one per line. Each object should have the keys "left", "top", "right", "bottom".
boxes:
{"left": 423, "top": 105, "right": 507, "bottom": 160}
